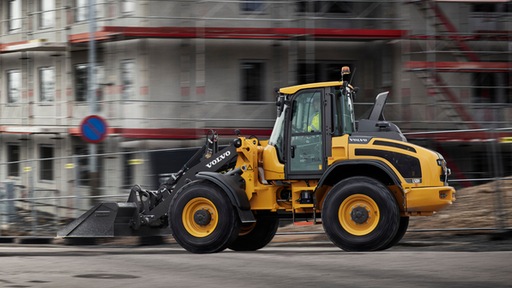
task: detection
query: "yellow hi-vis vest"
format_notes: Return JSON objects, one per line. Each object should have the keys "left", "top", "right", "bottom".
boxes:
{"left": 308, "top": 113, "right": 320, "bottom": 132}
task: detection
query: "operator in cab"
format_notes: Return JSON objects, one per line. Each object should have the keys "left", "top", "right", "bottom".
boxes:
{"left": 308, "top": 96, "right": 321, "bottom": 132}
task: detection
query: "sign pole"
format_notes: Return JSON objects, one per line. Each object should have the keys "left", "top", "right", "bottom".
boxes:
{"left": 88, "top": 0, "right": 98, "bottom": 203}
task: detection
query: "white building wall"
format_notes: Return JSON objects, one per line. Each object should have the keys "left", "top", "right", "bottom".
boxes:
{"left": 0, "top": 0, "right": 510, "bottom": 220}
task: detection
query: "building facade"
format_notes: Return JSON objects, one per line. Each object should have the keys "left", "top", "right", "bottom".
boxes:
{"left": 0, "top": 0, "right": 510, "bottom": 218}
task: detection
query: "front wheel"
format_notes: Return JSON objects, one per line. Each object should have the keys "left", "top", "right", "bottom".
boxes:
{"left": 379, "top": 216, "right": 409, "bottom": 251}
{"left": 322, "top": 176, "right": 400, "bottom": 251}
{"left": 228, "top": 217, "right": 279, "bottom": 251}
{"left": 169, "top": 180, "right": 241, "bottom": 254}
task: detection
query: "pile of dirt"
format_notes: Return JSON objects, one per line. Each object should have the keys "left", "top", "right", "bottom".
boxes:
{"left": 0, "top": 207, "right": 60, "bottom": 237}
{"left": 407, "top": 178, "right": 512, "bottom": 234}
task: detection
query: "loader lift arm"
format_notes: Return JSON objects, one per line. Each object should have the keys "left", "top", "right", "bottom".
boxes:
{"left": 128, "top": 129, "right": 220, "bottom": 230}
{"left": 57, "top": 130, "right": 249, "bottom": 238}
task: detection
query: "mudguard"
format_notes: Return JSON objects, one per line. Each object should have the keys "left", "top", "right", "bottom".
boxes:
{"left": 196, "top": 170, "right": 256, "bottom": 223}
{"left": 318, "top": 159, "right": 403, "bottom": 190}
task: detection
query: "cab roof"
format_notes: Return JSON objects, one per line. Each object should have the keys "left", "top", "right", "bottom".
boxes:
{"left": 279, "top": 81, "right": 346, "bottom": 95}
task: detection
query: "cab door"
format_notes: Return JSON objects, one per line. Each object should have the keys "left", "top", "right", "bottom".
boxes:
{"left": 285, "top": 88, "right": 332, "bottom": 179}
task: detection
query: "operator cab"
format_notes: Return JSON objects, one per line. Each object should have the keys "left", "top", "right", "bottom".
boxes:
{"left": 269, "top": 67, "right": 357, "bottom": 180}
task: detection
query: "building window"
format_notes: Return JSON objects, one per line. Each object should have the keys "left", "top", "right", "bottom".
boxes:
{"left": 121, "top": 0, "right": 135, "bottom": 14}
{"left": 76, "top": 0, "right": 88, "bottom": 22}
{"left": 297, "top": 1, "right": 350, "bottom": 14}
{"left": 472, "top": 3, "right": 498, "bottom": 13}
{"left": 40, "top": 67, "right": 55, "bottom": 102}
{"left": 473, "top": 72, "right": 511, "bottom": 104}
{"left": 121, "top": 60, "right": 135, "bottom": 100}
{"left": 9, "top": 0, "right": 22, "bottom": 33}
{"left": 241, "top": 0, "right": 264, "bottom": 13}
{"left": 7, "top": 70, "right": 21, "bottom": 104}
{"left": 241, "top": 61, "right": 265, "bottom": 101}
{"left": 123, "top": 150, "right": 135, "bottom": 187}
{"left": 297, "top": 62, "right": 349, "bottom": 85}
{"left": 40, "top": 0, "right": 55, "bottom": 29}
{"left": 74, "top": 145, "right": 103, "bottom": 186}
{"left": 75, "top": 64, "right": 88, "bottom": 101}
{"left": 75, "top": 63, "right": 104, "bottom": 102}
{"left": 381, "top": 45, "right": 392, "bottom": 88}
{"left": 40, "top": 145, "right": 54, "bottom": 181}
{"left": 7, "top": 143, "right": 20, "bottom": 178}
{"left": 95, "top": 65, "right": 105, "bottom": 103}
{"left": 74, "top": 145, "right": 89, "bottom": 186}
{"left": 75, "top": 0, "right": 103, "bottom": 21}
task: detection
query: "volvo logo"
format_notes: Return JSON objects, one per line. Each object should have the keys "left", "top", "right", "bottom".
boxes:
{"left": 206, "top": 151, "right": 231, "bottom": 168}
{"left": 349, "top": 136, "right": 372, "bottom": 144}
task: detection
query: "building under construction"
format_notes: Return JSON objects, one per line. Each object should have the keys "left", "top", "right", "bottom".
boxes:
{"left": 0, "top": 0, "right": 511, "bottom": 217}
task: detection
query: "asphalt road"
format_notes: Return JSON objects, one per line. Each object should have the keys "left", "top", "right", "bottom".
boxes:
{"left": 1, "top": 234, "right": 511, "bottom": 288}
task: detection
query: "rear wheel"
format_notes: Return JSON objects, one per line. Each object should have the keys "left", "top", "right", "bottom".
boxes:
{"left": 379, "top": 216, "right": 409, "bottom": 251}
{"left": 169, "top": 180, "right": 241, "bottom": 254}
{"left": 322, "top": 176, "right": 400, "bottom": 251}
{"left": 228, "top": 217, "right": 279, "bottom": 251}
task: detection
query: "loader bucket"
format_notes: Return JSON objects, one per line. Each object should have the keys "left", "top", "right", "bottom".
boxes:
{"left": 57, "top": 202, "right": 138, "bottom": 238}
{"left": 57, "top": 201, "right": 173, "bottom": 238}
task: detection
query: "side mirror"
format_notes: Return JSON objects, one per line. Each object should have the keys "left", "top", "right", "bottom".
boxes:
{"left": 353, "top": 87, "right": 359, "bottom": 101}
{"left": 276, "top": 95, "right": 285, "bottom": 116}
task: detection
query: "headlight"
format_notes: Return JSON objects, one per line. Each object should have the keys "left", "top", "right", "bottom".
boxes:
{"left": 437, "top": 157, "right": 449, "bottom": 184}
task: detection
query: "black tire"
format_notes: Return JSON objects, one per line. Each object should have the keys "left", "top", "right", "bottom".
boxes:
{"left": 379, "top": 216, "right": 409, "bottom": 251}
{"left": 322, "top": 176, "right": 400, "bottom": 252}
{"left": 228, "top": 217, "right": 280, "bottom": 251}
{"left": 169, "top": 180, "right": 241, "bottom": 254}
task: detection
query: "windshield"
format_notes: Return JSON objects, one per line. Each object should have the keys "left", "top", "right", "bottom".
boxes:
{"left": 343, "top": 95, "right": 355, "bottom": 134}
{"left": 269, "top": 105, "right": 288, "bottom": 162}
{"left": 334, "top": 86, "right": 356, "bottom": 135}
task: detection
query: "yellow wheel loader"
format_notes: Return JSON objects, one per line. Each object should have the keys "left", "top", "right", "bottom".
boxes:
{"left": 58, "top": 67, "right": 455, "bottom": 253}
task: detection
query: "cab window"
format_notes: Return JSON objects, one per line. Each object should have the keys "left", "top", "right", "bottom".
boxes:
{"left": 289, "top": 90, "right": 323, "bottom": 172}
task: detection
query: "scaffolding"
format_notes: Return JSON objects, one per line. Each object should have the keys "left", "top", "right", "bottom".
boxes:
{"left": 0, "top": 0, "right": 511, "bottom": 238}
{"left": 403, "top": 0, "right": 512, "bottom": 132}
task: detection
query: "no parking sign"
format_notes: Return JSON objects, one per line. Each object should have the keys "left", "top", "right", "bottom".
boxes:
{"left": 80, "top": 115, "right": 108, "bottom": 143}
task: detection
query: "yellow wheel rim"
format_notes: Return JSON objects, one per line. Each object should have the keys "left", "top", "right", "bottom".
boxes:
{"left": 338, "top": 194, "right": 380, "bottom": 236}
{"left": 238, "top": 222, "right": 257, "bottom": 236}
{"left": 182, "top": 197, "right": 218, "bottom": 238}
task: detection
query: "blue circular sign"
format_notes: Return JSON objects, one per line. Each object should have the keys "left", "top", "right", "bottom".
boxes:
{"left": 80, "top": 115, "right": 108, "bottom": 143}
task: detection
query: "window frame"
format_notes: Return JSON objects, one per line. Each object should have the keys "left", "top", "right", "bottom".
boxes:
{"left": 296, "top": 1, "right": 351, "bottom": 16}
{"left": 472, "top": 72, "right": 511, "bottom": 104}
{"left": 74, "top": 63, "right": 88, "bottom": 102}
{"left": 74, "top": 145, "right": 89, "bottom": 186}
{"left": 297, "top": 61, "right": 352, "bottom": 85}
{"left": 123, "top": 150, "right": 135, "bottom": 187}
{"left": 39, "top": 0, "right": 55, "bottom": 29}
{"left": 9, "top": 0, "right": 22, "bottom": 33}
{"left": 240, "top": 0, "right": 265, "bottom": 14}
{"left": 121, "top": 0, "right": 135, "bottom": 15}
{"left": 39, "top": 66, "right": 55, "bottom": 103}
{"left": 39, "top": 144, "right": 54, "bottom": 182}
{"left": 240, "top": 60, "right": 266, "bottom": 102}
{"left": 7, "top": 69, "right": 21, "bottom": 104}
{"left": 75, "top": 63, "right": 104, "bottom": 102}
{"left": 120, "top": 59, "right": 136, "bottom": 101}
{"left": 73, "top": 144, "right": 103, "bottom": 187}
{"left": 7, "top": 143, "right": 20, "bottom": 178}
{"left": 75, "top": 0, "right": 88, "bottom": 22}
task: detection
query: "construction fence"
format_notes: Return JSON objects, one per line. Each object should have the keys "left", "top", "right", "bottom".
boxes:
{"left": 0, "top": 126, "right": 511, "bottom": 240}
